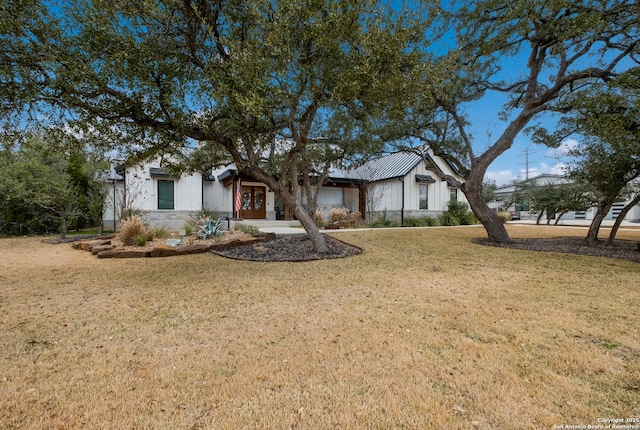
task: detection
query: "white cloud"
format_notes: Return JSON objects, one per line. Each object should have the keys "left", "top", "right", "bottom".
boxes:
{"left": 545, "top": 138, "right": 580, "bottom": 158}
{"left": 538, "top": 161, "right": 570, "bottom": 176}
{"left": 484, "top": 169, "right": 515, "bottom": 186}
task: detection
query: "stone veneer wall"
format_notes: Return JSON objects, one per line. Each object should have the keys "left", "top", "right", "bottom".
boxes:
{"left": 141, "top": 210, "right": 201, "bottom": 231}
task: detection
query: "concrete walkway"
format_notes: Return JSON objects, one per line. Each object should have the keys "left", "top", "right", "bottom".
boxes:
{"left": 508, "top": 219, "right": 640, "bottom": 229}
{"left": 242, "top": 218, "right": 640, "bottom": 235}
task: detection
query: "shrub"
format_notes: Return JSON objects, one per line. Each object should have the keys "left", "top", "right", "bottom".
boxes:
{"left": 421, "top": 216, "right": 440, "bottom": 226}
{"left": 497, "top": 211, "right": 512, "bottom": 223}
{"left": 446, "top": 201, "right": 477, "bottom": 225}
{"left": 154, "top": 225, "right": 170, "bottom": 239}
{"left": 182, "top": 222, "right": 193, "bottom": 236}
{"left": 402, "top": 216, "right": 426, "bottom": 227}
{"left": 329, "top": 207, "right": 350, "bottom": 222}
{"left": 367, "top": 211, "right": 399, "bottom": 228}
{"left": 439, "top": 213, "right": 461, "bottom": 226}
{"left": 133, "top": 233, "right": 148, "bottom": 246}
{"left": 119, "top": 215, "right": 155, "bottom": 245}
{"left": 235, "top": 224, "right": 260, "bottom": 235}
{"left": 349, "top": 211, "right": 364, "bottom": 228}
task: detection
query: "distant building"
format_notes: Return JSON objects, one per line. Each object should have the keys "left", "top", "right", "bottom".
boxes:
{"left": 489, "top": 173, "right": 640, "bottom": 222}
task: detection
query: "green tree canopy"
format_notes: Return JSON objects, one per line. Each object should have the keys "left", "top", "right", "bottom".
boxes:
{"left": 1, "top": 0, "right": 426, "bottom": 251}
{"left": 534, "top": 69, "right": 640, "bottom": 244}
{"left": 0, "top": 130, "right": 106, "bottom": 237}
{"left": 386, "top": 0, "right": 639, "bottom": 242}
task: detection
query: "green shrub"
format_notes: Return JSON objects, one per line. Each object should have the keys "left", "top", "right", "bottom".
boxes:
{"left": 421, "top": 216, "right": 440, "bottom": 226}
{"left": 235, "top": 224, "right": 260, "bottom": 235}
{"left": 133, "top": 233, "right": 148, "bottom": 246}
{"left": 402, "top": 216, "right": 425, "bottom": 227}
{"left": 367, "top": 211, "right": 399, "bottom": 228}
{"left": 439, "top": 213, "right": 461, "bottom": 226}
{"left": 154, "top": 225, "right": 170, "bottom": 239}
{"left": 446, "top": 201, "right": 477, "bottom": 225}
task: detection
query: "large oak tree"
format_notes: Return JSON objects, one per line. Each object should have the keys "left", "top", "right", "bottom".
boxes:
{"left": 396, "top": 0, "right": 639, "bottom": 242}
{"left": 535, "top": 69, "right": 640, "bottom": 245}
{"left": 1, "top": 0, "right": 423, "bottom": 252}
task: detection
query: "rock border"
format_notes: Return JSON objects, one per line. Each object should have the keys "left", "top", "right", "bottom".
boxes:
{"left": 72, "top": 233, "right": 277, "bottom": 259}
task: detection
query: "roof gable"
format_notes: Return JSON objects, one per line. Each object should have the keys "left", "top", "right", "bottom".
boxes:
{"left": 348, "top": 151, "right": 423, "bottom": 182}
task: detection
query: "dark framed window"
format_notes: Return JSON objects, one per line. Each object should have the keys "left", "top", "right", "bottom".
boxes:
{"left": 419, "top": 184, "right": 428, "bottom": 210}
{"left": 158, "top": 180, "right": 174, "bottom": 210}
{"left": 450, "top": 188, "right": 458, "bottom": 202}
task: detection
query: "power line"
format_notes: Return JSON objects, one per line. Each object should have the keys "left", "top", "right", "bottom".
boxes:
{"left": 518, "top": 147, "right": 537, "bottom": 180}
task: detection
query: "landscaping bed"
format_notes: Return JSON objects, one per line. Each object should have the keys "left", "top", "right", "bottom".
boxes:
{"left": 71, "top": 230, "right": 276, "bottom": 258}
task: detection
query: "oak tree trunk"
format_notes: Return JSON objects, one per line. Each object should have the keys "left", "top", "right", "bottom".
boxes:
{"left": 280, "top": 184, "right": 328, "bottom": 253}
{"left": 586, "top": 203, "right": 612, "bottom": 246}
{"left": 248, "top": 170, "right": 328, "bottom": 253}
{"left": 606, "top": 194, "right": 640, "bottom": 245}
{"left": 463, "top": 178, "right": 511, "bottom": 243}
{"left": 554, "top": 211, "right": 568, "bottom": 225}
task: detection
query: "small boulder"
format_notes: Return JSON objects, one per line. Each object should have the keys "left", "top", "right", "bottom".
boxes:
{"left": 97, "top": 249, "right": 149, "bottom": 258}
{"left": 177, "top": 244, "right": 211, "bottom": 255}
{"left": 149, "top": 247, "right": 179, "bottom": 258}
{"left": 91, "top": 245, "right": 115, "bottom": 255}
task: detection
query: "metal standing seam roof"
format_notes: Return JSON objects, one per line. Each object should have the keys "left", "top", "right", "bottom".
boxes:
{"left": 346, "top": 151, "right": 423, "bottom": 182}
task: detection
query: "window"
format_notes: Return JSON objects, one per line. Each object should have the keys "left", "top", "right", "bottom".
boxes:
{"left": 419, "top": 184, "right": 428, "bottom": 210}
{"left": 450, "top": 188, "right": 458, "bottom": 202}
{"left": 158, "top": 180, "right": 174, "bottom": 210}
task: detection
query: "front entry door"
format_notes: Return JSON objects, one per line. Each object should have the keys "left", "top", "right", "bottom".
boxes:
{"left": 240, "top": 186, "right": 266, "bottom": 219}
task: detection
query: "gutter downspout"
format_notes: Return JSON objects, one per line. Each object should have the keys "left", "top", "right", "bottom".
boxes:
{"left": 399, "top": 177, "right": 405, "bottom": 225}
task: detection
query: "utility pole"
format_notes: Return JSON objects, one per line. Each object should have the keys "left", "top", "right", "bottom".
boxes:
{"left": 519, "top": 147, "right": 536, "bottom": 180}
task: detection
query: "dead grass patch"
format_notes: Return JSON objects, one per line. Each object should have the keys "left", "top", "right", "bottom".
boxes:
{"left": 1, "top": 225, "right": 639, "bottom": 429}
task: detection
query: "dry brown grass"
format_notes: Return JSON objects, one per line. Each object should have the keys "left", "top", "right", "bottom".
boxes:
{"left": 1, "top": 225, "right": 639, "bottom": 429}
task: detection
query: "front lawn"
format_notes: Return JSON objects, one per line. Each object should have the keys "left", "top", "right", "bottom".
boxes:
{"left": 1, "top": 225, "right": 638, "bottom": 429}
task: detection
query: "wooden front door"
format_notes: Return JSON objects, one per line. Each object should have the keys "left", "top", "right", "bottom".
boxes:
{"left": 240, "top": 186, "right": 266, "bottom": 219}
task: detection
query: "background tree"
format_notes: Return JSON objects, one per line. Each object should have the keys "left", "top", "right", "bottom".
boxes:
{"left": 0, "top": 131, "right": 105, "bottom": 237}
{"left": 607, "top": 184, "right": 640, "bottom": 245}
{"left": 393, "top": 0, "right": 639, "bottom": 243}
{"left": 534, "top": 69, "right": 640, "bottom": 244}
{"left": 482, "top": 180, "right": 497, "bottom": 205}
{"left": 1, "top": 0, "right": 423, "bottom": 252}
{"left": 517, "top": 181, "right": 592, "bottom": 225}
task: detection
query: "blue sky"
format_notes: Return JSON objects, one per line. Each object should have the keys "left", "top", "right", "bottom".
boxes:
{"left": 464, "top": 94, "right": 578, "bottom": 186}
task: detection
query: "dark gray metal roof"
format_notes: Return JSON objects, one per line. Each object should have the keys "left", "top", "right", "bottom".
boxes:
{"left": 415, "top": 174, "right": 436, "bottom": 183}
{"left": 149, "top": 167, "right": 174, "bottom": 178}
{"left": 347, "top": 151, "right": 423, "bottom": 182}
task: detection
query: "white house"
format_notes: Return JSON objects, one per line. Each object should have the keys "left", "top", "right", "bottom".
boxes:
{"left": 490, "top": 173, "right": 640, "bottom": 222}
{"left": 345, "top": 148, "right": 468, "bottom": 221}
{"left": 103, "top": 147, "right": 467, "bottom": 230}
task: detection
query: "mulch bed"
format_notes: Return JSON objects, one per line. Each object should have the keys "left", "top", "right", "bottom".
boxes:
{"left": 212, "top": 233, "right": 362, "bottom": 262}
{"left": 475, "top": 236, "right": 640, "bottom": 263}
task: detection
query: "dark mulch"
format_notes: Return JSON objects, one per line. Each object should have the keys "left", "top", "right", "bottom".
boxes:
{"left": 475, "top": 236, "right": 640, "bottom": 263}
{"left": 212, "top": 233, "right": 362, "bottom": 262}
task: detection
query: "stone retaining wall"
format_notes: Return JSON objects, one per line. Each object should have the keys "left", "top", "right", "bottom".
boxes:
{"left": 72, "top": 233, "right": 276, "bottom": 259}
